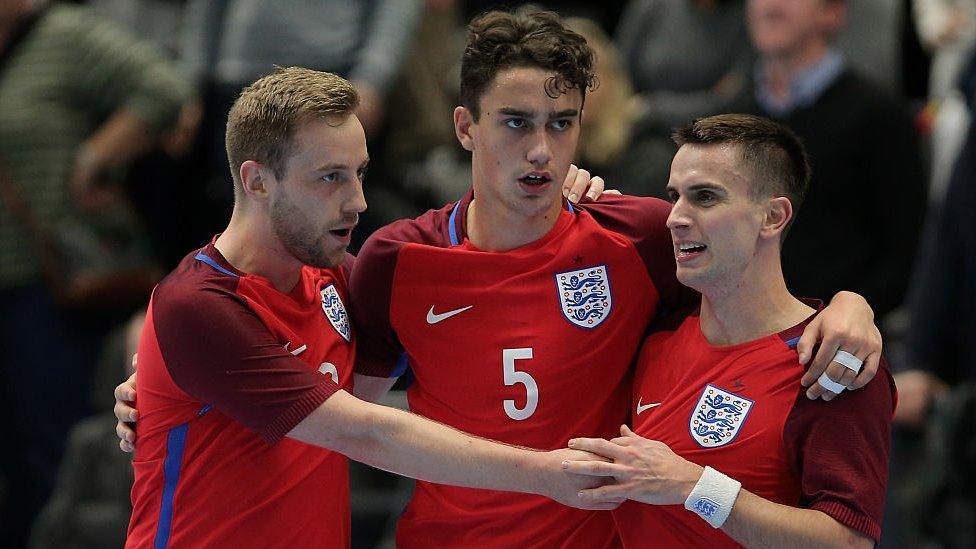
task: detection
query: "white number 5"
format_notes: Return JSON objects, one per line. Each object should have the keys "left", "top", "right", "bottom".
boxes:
{"left": 503, "top": 348, "right": 538, "bottom": 420}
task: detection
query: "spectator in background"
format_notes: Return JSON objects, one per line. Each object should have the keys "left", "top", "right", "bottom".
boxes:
{"left": 87, "top": 0, "right": 206, "bottom": 269}
{"left": 88, "top": 0, "right": 186, "bottom": 56}
{"left": 180, "top": 0, "right": 423, "bottom": 248}
{"left": 0, "top": 1, "right": 190, "bottom": 546}
{"left": 733, "top": 0, "right": 927, "bottom": 320}
{"left": 913, "top": 0, "right": 976, "bottom": 202}
{"left": 565, "top": 16, "right": 638, "bottom": 176}
{"left": 886, "top": 81, "right": 976, "bottom": 545}
{"left": 895, "top": 82, "right": 976, "bottom": 431}
{"left": 611, "top": 0, "right": 753, "bottom": 196}
{"left": 28, "top": 311, "right": 144, "bottom": 549}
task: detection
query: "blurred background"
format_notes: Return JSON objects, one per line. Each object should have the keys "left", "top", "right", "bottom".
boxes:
{"left": 0, "top": 0, "right": 973, "bottom": 547}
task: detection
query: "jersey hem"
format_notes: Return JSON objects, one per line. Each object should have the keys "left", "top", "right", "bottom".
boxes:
{"left": 811, "top": 499, "right": 881, "bottom": 542}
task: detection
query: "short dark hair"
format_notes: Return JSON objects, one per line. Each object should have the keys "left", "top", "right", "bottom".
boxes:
{"left": 459, "top": 10, "right": 597, "bottom": 120}
{"left": 225, "top": 67, "right": 359, "bottom": 195}
{"left": 673, "top": 114, "right": 811, "bottom": 228}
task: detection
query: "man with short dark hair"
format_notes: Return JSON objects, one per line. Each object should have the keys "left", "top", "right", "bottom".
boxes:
{"left": 741, "top": 0, "right": 926, "bottom": 319}
{"left": 565, "top": 114, "right": 894, "bottom": 548}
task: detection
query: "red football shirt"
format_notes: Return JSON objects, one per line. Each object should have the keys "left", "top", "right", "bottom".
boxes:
{"left": 350, "top": 192, "right": 693, "bottom": 548}
{"left": 126, "top": 243, "right": 356, "bottom": 548}
{"left": 614, "top": 310, "right": 895, "bottom": 548}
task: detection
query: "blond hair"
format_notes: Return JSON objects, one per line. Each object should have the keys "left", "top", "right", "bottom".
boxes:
{"left": 225, "top": 67, "right": 359, "bottom": 193}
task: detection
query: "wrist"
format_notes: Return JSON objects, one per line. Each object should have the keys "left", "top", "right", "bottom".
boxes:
{"left": 831, "top": 291, "right": 873, "bottom": 318}
{"left": 683, "top": 466, "right": 742, "bottom": 528}
{"left": 523, "top": 450, "right": 554, "bottom": 497}
{"left": 679, "top": 463, "right": 706, "bottom": 501}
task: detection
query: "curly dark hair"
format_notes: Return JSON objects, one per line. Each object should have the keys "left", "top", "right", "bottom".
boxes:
{"left": 460, "top": 10, "right": 597, "bottom": 120}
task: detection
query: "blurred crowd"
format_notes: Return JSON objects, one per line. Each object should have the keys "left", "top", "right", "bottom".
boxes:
{"left": 0, "top": 0, "right": 974, "bottom": 548}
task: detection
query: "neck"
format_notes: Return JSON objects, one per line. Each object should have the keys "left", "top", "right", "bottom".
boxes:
{"left": 763, "top": 41, "right": 830, "bottom": 100}
{"left": 697, "top": 252, "right": 814, "bottom": 346}
{"left": 465, "top": 196, "right": 563, "bottom": 252}
{"left": 214, "top": 205, "right": 303, "bottom": 293}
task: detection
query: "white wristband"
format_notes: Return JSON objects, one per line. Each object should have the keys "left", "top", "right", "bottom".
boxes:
{"left": 684, "top": 466, "right": 742, "bottom": 528}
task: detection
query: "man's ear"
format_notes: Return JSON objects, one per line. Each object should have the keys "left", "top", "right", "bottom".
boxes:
{"left": 761, "top": 196, "right": 793, "bottom": 240}
{"left": 240, "top": 160, "right": 270, "bottom": 199}
{"left": 454, "top": 106, "right": 475, "bottom": 152}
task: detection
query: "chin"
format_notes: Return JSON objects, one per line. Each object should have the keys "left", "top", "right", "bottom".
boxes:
{"left": 676, "top": 269, "right": 707, "bottom": 292}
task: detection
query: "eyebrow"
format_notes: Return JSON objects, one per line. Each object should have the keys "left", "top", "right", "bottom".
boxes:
{"left": 498, "top": 107, "right": 579, "bottom": 119}
{"left": 665, "top": 182, "right": 727, "bottom": 194}
{"left": 315, "top": 157, "right": 370, "bottom": 172}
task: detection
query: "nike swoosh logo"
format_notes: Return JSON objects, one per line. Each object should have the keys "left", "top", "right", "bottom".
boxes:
{"left": 636, "top": 398, "right": 662, "bottom": 415}
{"left": 284, "top": 342, "right": 307, "bottom": 356}
{"left": 426, "top": 305, "right": 474, "bottom": 324}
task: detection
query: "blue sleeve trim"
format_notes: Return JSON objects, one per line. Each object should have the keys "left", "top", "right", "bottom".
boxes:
{"left": 194, "top": 252, "right": 239, "bottom": 278}
{"left": 154, "top": 422, "right": 190, "bottom": 548}
{"left": 391, "top": 352, "right": 410, "bottom": 378}
{"left": 448, "top": 201, "right": 462, "bottom": 246}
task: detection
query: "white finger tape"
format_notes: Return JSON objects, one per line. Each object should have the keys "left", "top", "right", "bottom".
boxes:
{"left": 817, "top": 372, "right": 846, "bottom": 394}
{"left": 832, "top": 350, "right": 863, "bottom": 374}
{"left": 684, "top": 466, "right": 742, "bottom": 528}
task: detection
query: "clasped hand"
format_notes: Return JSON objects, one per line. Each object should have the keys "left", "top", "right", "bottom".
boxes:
{"left": 560, "top": 425, "right": 703, "bottom": 507}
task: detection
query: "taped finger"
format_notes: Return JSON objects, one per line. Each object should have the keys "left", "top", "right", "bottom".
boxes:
{"left": 817, "top": 372, "right": 846, "bottom": 394}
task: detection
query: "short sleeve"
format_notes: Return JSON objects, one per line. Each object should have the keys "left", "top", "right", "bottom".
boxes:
{"left": 783, "top": 360, "right": 896, "bottom": 542}
{"left": 151, "top": 283, "right": 340, "bottom": 444}
{"left": 348, "top": 226, "right": 408, "bottom": 377}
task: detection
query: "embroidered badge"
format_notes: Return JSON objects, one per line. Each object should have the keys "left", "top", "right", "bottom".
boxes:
{"left": 555, "top": 265, "right": 612, "bottom": 329}
{"left": 321, "top": 284, "right": 351, "bottom": 341}
{"left": 689, "top": 384, "right": 754, "bottom": 448}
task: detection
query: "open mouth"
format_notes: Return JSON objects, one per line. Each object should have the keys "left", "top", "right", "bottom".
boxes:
{"left": 330, "top": 227, "right": 353, "bottom": 238}
{"left": 676, "top": 242, "right": 707, "bottom": 261}
{"left": 518, "top": 173, "right": 552, "bottom": 186}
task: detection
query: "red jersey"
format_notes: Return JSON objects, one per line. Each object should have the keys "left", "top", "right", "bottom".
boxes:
{"left": 614, "top": 310, "right": 895, "bottom": 548}
{"left": 350, "top": 192, "right": 691, "bottom": 548}
{"left": 126, "top": 243, "right": 356, "bottom": 549}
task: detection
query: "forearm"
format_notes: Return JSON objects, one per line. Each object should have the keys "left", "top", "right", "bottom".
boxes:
{"left": 721, "top": 489, "right": 873, "bottom": 549}
{"left": 80, "top": 109, "right": 158, "bottom": 170}
{"left": 289, "top": 390, "right": 549, "bottom": 495}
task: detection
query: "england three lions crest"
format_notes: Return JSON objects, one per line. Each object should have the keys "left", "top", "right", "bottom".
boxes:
{"left": 689, "top": 384, "right": 754, "bottom": 448}
{"left": 555, "top": 265, "right": 612, "bottom": 329}
{"left": 321, "top": 284, "right": 351, "bottom": 342}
